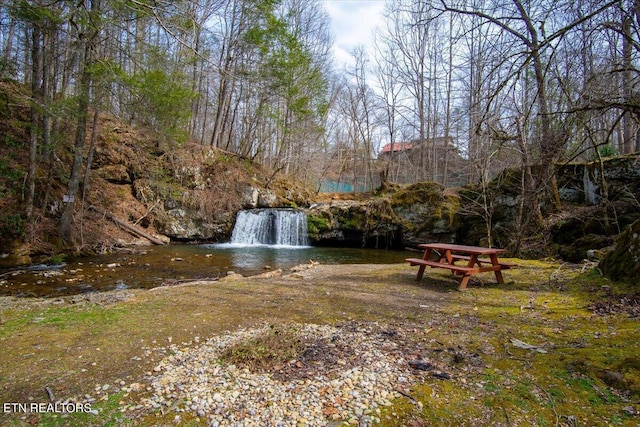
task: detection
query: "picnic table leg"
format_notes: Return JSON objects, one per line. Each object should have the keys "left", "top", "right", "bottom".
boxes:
{"left": 444, "top": 249, "right": 453, "bottom": 264}
{"left": 490, "top": 254, "right": 505, "bottom": 284}
{"left": 451, "top": 254, "right": 480, "bottom": 280}
{"left": 416, "top": 248, "right": 432, "bottom": 281}
{"left": 458, "top": 274, "right": 472, "bottom": 290}
{"left": 467, "top": 254, "right": 479, "bottom": 269}
{"left": 443, "top": 250, "right": 458, "bottom": 277}
{"left": 454, "top": 254, "right": 477, "bottom": 290}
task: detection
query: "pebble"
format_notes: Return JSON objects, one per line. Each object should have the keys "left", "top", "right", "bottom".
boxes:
{"left": 139, "top": 323, "right": 422, "bottom": 426}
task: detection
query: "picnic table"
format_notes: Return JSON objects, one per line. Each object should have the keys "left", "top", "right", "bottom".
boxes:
{"left": 406, "top": 243, "right": 512, "bottom": 290}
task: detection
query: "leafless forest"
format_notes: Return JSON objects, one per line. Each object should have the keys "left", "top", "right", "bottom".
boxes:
{"left": 1, "top": 0, "right": 639, "bottom": 238}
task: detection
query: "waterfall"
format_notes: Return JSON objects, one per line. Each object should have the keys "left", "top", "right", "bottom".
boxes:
{"left": 230, "top": 209, "right": 309, "bottom": 247}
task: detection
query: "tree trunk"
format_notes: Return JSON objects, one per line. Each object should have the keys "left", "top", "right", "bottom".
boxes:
{"left": 622, "top": 10, "right": 633, "bottom": 154}
{"left": 26, "top": 24, "right": 42, "bottom": 220}
{"left": 2, "top": 14, "right": 16, "bottom": 71}
{"left": 59, "top": 1, "right": 99, "bottom": 243}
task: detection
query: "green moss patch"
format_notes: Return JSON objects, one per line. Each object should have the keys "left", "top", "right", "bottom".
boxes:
{"left": 307, "top": 211, "right": 332, "bottom": 235}
{"left": 390, "top": 182, "right": 444, "bottom": 206}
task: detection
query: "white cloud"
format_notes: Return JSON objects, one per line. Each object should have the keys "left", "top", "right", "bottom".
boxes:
{"left": 321, "top": 0, "right": 387, "bottom": 68}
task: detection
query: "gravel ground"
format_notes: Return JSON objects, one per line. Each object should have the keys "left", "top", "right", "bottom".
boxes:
{"left": 135, "top": 322, "right": 439, "bottom": 426}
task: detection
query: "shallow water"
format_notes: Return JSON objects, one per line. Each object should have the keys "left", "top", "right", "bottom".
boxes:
{"left": 0, "top": 244, "right": 412, "bottom": 298}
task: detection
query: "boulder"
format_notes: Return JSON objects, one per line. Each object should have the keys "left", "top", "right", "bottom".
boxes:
{"left": 598, "top": 218, "right": 640, "bottom": 284}
{"left": 306, "top": 182, "right": 461, "bottom": 249}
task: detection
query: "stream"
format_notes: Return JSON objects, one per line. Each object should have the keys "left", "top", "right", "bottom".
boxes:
{"left": 0, "top": 244, "right": 412, "bottom": 298}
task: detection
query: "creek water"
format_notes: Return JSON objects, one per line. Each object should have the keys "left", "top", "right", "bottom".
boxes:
{"left": 0, "top": 244, "right": 412, "bottom": 298}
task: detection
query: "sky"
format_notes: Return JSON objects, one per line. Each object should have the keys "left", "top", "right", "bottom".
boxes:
{"left": 321, "top": 0, "right": 388, "bottom": 68}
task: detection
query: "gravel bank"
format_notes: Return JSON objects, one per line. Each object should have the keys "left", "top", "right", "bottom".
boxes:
{"left": 139, "top": 322, "right": 435, "bottom": 426}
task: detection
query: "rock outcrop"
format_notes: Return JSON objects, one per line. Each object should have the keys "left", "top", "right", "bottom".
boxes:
{"left": 120, "top": 145, "right": 313, "bottom": 241}
{"left": 306, "top": 182, "right": 460, "bottom": 249}
{"left": 306, "top": 156, "right": 640, "bottom": 262}
{"left": 598, "top": 218, "right": 640, "bottom": 284}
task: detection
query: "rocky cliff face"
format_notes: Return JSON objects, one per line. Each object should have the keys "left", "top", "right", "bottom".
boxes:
{"left": 306, "top": 199, "right": 403, "bottom": 248}
{"left": 306, "top": 156, "right": 640, "bottom": 262}
{"left": 551, "top": 156, "right": 640, "bottom": 261}
{"left": 306, "top": 182, "right": 462, "bottom": 249}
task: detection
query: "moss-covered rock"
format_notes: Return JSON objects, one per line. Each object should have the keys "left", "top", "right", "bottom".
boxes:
{"left": 390, "top": 182, "right": 460, "bottom": 246}
{"left": 598, "top": 218, "right": 640, "bottom": 284}
{"left": 390, "top": 182, "right": 444, "bottom": 206}
{"left": 308, "top": 182, "right": 465, "bottom": 249}
{"left": 306, "top": 198, "right": 404, "bottom": 248}
{"left": 307, "top": 211, "right": 332, "bottom": 236}
{"left": 558, "top": 234, "right": 614, "bottom": 263}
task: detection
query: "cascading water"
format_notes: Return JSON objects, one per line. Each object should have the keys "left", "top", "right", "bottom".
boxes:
{"left": 230, "top": 209, "right": 309, "bottom": 246}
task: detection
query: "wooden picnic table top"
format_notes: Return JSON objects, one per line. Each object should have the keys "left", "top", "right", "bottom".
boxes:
{"left": 418, "top": 243, "right": 506, "bottom": 255}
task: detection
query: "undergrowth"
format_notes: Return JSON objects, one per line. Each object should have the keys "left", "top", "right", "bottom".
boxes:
{"left": 219, "top": 325, "right": 304, "bottom": 372}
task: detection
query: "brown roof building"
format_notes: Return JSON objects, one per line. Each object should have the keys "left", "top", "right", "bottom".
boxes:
{"left": 378, "top": 137, "right": 470, "bottom": 187}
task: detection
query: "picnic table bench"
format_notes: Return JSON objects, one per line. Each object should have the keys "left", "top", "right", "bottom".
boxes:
{"left": 406, "top": 243, "right": 513, "bottom": 290}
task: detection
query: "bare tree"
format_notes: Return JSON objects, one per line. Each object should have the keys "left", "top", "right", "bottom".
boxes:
{"left": 378, "top": 0, "right": 434, "bottom": 181}
{"left": 60, "top": 0, "right": 102, "bottom": 243}
{"left": 209, "top": 0, "right": 245, "bottom": 150}
{"left": 440, "top": 0, "right": 619, "bottom": 229}
{"left": 373, "top": 31, "right": 402, "bottom": 185}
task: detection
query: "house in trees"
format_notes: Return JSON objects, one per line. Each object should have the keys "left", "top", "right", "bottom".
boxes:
{"left": 378, "top": 137, "right": 469, "bottom": 187}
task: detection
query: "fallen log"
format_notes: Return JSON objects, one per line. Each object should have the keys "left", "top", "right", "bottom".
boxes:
{"left": 90, "top": 207, "right": 166, "bottom": 245}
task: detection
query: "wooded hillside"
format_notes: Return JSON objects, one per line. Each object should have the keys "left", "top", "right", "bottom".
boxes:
{"left": 1, "top": 0, "right": 639, "bottom": 254}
